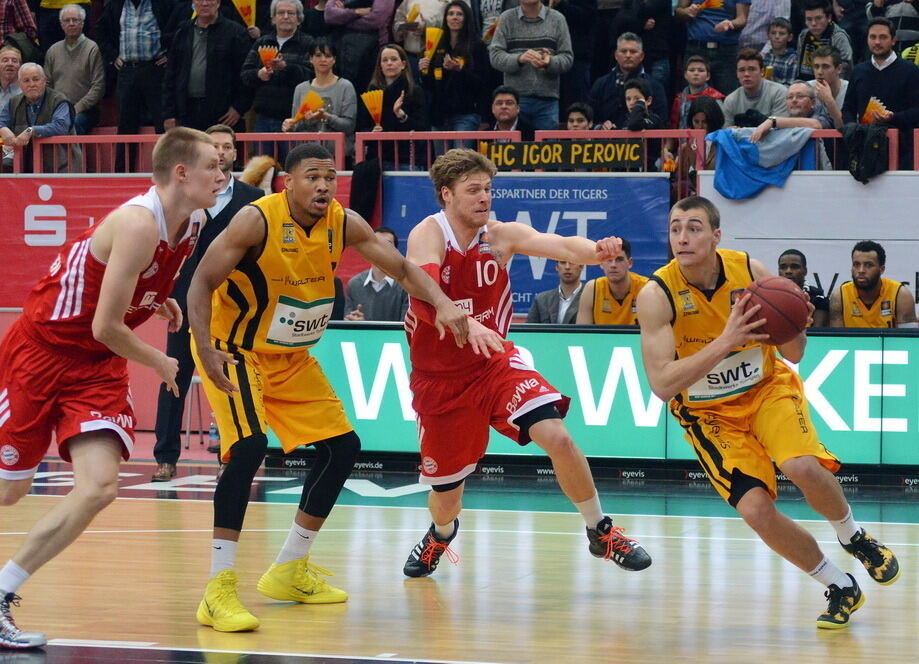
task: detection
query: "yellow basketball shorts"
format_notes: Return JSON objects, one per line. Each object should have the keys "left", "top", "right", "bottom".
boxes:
{"left": 191, "top": 337, "right": 353, "bottom": 461}
{"left": 670, "top": 371, "right": 840, "bottom": 506}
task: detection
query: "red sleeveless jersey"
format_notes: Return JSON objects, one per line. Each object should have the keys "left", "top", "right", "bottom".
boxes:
{"left": 21, "top": 186, "right": 202, "bottom": 357}
{"left": 406, "top": 212, "right": 513, "bottom": 374}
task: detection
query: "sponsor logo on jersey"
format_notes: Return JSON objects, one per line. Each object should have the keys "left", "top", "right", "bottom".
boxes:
{"left": 422, "top": 456, "right": 438, "bottom": 474}
{"left": 505, "top": 378, "right": 539, "bottom": 414}
{"left": 126, "top": 291, "right": 161, "bottom": 314}
{"left": 851, "top": 302, "right": 862, "bottom": 316}
{"left": 881, "top": 300, "right": 892, "bottom": 317}
{"left": 141, "top": 262, "right": 159, "bottom": 280}
{"left": 441, "top": 266, "right": 451, "bottom": 284}
{"left": 678, "top": 289, "right": 695, "bottom": 312}
{"left": 453, "top": 298, "right": 473, "bottom": 314}
{"left": 0, "top": 444, "right": 19, "bottom": 466}
{"left": 283, "top": 223, "right": 296, "bottom": 244}
{"left": 89, "top": 410, "right": 135, "bottom": 429}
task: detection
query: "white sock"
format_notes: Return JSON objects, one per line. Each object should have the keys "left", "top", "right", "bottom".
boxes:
{"left": 0, "top": 560, "right": 30, "bottom": 596}
{"left": 274, "top": 524, "right": 317, "bottom": 565}
{"left": 808, "top": 556, "right": 852, "bottom": 589}
{"left": 210, "top": 539, "right": 238, "bottom": 577}
{"left": 829, "top": 508, "right": 861, "bottom": 544}
{"left": 573, "top": 493, "right": 605, "bottom": 529}
{"left": 434, "top": 520, "right": 456, "bottom": 540}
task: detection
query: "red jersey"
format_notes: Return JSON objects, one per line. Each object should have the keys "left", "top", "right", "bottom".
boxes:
{"left": 20, "top": 186, "right": 203, "bottom": 357}
{"left": 406, "top": 211, "right": 513, "bottom": 374}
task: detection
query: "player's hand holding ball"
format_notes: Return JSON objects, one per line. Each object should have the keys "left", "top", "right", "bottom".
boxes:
{"left": 742, "top": 276, "right": 810, "bottom": 345}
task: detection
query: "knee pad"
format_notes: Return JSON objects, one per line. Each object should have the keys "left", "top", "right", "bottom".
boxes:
{"left": 299, "top": 431, "right": 361, "bottom": 518}
{"left": 431, "top": 478, "right": 464, "bottom": 493}
{"left": 214, "top": 433, "right": 268, "bottom": 532}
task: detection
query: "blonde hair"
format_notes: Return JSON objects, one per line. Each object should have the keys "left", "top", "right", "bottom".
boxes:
{"left": 152, "top": 127, "right": 214, "bottom": 183}
{"left": 429, "top": 149, "right": 497, "bottom": 207}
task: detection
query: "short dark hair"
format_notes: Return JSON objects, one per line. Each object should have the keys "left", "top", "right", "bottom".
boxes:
{"left": 768, "top": 17, "right": 793, "bottom": 33}
{"left": 566, "top": 101, "right": 593, "bottom": 123}
{"left": 803, "top": 0, "right": 832, "bottom": 17}
{"left": 813, "top": 45, "right": 842, "bottom": 67}
{"left": 736, "top": 48, "right": 764, "bottom": 68}
{"left": 310, "top": 38, "right": 337, "bottom": 58}
{"left": 285, "top": 143, "right": 333, "bottom": 172}
{"left": 624, "top": 78, "right": 652, "bottom": 100}
{"left": 375, "top": 225, "right": 398, "bottom": 250}
{"left": 779, "top": 249, "right": 807, "bottom": 268}
{"left": 492, "top": 85, "right": 519, "bottom": 104}
{"left": 620, "top": 238, "right": 633, "bottom": 259}
{"left": 670, "top": 196, "right": 721, "bottom": 230}
{"left": 687, "top": 95, "right": 725, "bottom": 131}
{"left": 852, "top": 240, "right": 886, "bottom": 266}
{"left": 685, "top": 55, "right": 710, "bottom": 72}
{"left": 206, "top": 124, "right": 236, "bottom": 139}
{"left": 868, "top": 16, "right": 895, "bottom": 37}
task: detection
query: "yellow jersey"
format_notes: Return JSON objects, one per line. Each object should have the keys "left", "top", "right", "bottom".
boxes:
{"left": 591, "top": 272, "right": 649, "bottom": 325}
{"left": 652, "top": 248, "right": 788, "bottom": 411}
{"left": 840, "top": 278, "right": 902, "bottom": 328}
{"left": 210, "top": 192, "right": 345, "bottom": 353}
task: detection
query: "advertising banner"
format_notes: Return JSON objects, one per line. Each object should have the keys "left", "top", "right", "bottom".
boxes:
{"left": 382, "top": 173, "right": 671, "bottom": 313}
{"left": 270, "top": 326, "right": 919, "bottom": 467}
{"left": 481, "top": 140, "right": 644, "bottom": 170}
{"left": 0, "top": 175, "right": 353, "bottom": 308}
{"left": 698, "top": 171, "right": 919, "bottom": 305}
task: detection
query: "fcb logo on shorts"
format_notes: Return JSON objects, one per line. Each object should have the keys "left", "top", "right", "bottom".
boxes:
{"left": 0, "top": 444, "right": 19, "bottom": 466}
{"left": 422, "top": 456, "right": 438, "bottom": 474}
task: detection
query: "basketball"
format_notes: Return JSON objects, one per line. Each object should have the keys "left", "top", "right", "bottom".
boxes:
{"left": 743, "top": 276, "right": 809, "bottom": 345}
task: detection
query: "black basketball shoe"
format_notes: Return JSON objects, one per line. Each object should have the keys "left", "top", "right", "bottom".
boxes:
{"left": 816, "top": 574, "right": 864, "bottom": 629}
{"left": 586, "top": 516, "right": 652, "bottom": 571}
{"left": 403, "top": 520, "right": 459, "bottom": 578}
{"left": 841, "top": 528, "right": 900, "bottom": 585}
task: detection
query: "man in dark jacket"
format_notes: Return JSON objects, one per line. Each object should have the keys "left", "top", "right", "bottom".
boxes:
{"left": 163, "top": 0, "right": 251, "bottom": 131}
{"left": 151, "top": 124, "right": 263, "bottom": 481}
{"left": 240, "top": 0, "right": 313, "bottom": 137}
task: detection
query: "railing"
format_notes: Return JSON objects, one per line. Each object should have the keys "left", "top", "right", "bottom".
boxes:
{"left": 805, "top": 128, "right": 899, "bottom": 171}
{"left": 354, "top": 131, "right": 521, "bottom": 171}
{"left": 8, "top": 131, "right": 347, "bottom": 174}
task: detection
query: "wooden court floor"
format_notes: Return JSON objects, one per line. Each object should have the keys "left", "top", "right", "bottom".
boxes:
{"left": 2, "top": 487, "right": 917, "bottom": 664}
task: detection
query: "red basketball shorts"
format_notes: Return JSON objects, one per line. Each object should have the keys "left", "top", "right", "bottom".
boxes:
{"left": 410, "top": 347, "right": 570, "bottom": 485}
{"left": 0, "top": 320, "right": 135, "bottom": 480}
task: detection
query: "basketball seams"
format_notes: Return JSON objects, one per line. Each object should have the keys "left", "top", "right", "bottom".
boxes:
{"left": 745, "top": 278, "right": 809, "bottom": 344}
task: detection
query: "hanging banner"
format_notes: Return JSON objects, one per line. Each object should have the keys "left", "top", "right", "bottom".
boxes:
{"left": 480, "top": 139, "right": 644, "bottom": 170}
{"left": 382, "top": 172, "right": 671, "bottom": 313}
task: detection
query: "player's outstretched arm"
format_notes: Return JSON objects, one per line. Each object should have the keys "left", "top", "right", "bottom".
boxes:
{"left": 895, "top": 286, "right": 918, "bottom": 327}
{"left": 346, "top": 210, "right": 471, "bottom": 346}
{"left": 91, "top": 208, "right": 181, "bottom": 395}
{"left": 187, "top": 205, "right": 266, "bottom": 393}
{"left": 484, "top": 221, "right": 619, "bottom": 265}
{"left": 575, "top": 279, "right": 596, "bottom": 324}
{"left": 637, "top": 282, "right": 768, "bottom": 401}
{"left": 750, "top": 258, "right": 807, "bottom": 362}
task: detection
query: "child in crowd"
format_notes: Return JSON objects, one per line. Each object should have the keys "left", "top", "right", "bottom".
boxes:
{"left": 669, "top": 56, "right": 725, "bottom": 130}
{"left": 566, "top": 102, "right": 594, "bottom": 130}
{"left": 762, "top": 17, "right": 799, "bottom": 85}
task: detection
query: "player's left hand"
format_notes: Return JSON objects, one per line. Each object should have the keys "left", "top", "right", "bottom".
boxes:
{"left": 434, "top": 300, "right": 470, "bottom": 347}
{"left": 466, "top": 316, "right": 506, "bottom": 358}
{"left": 595, "top": 236, "right": 623, "bottom": 262}
{"left": 155, "top": 298, "right": 183, "bottom": 332}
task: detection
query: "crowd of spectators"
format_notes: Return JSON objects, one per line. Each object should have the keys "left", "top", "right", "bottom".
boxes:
{"left": 0, "top": 0, "right": 918, "bottom": 173}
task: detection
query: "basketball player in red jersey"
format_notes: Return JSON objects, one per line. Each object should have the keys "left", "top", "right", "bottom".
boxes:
{"left": 0, "top": 128, "right": 225, "bottom": 648}
{"left": 401, "top": 149, "right": 653, "bottom": 577}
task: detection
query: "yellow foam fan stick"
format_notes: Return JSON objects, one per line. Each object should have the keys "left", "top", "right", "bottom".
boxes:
{"left": 258, "top": 45, "right": 279, "bottom": 66}
{"left": 361, "top": 89, "right": 384, "bottom": 127}
{"left": 424, "top": 27, "right": 443, "bottom": 60}
{"left": 860, "top": 97, "right": 888, "bottom": 124}
{"left": 406, "top": 4, "right": 420, "bottom": 23}
{"left": 292, "top": 90, "right": 325, "bottom": 122}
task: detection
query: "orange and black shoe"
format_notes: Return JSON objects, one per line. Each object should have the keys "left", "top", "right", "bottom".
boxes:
{"left": 403, "top": 520, "right": 460, "bottom": 578}
{"left": 587, "top": 516, "right": 652, "bottom": 571}
{"left": 841, "top": 528, "right": 900, "bottom": 585}
{"left": 816, "top": 574, "right": 864, "bottom": 629}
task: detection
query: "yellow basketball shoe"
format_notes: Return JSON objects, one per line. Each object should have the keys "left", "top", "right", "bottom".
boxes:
{"left": 257, "top": 556, "right": 348, "bottom": 604}
{"left": 816, "top": 574, "right": 864, "bottom": 629}
{"left": 196, "top": 570, "right": 260, "bottom": 632}
{"left": 841, "top": 528, "right": 901, "bottom": 585}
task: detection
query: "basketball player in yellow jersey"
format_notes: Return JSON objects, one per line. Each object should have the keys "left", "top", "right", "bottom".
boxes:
{"left": 187, "top": 143, "right": 483, "bottom": 633}
{"left": 637, "top": 196, "right": 900, "bottom": 630}
{"left": 828, "top": 240, "right": 917, "bottom": 328}
{"left": 576, "top": 238, "right": 648, "bottom": 325}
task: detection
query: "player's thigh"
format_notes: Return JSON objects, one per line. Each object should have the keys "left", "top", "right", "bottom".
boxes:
{"left": 671, "top": 403, "right": 778, "bottom": 505}
{"left": 487, "top": 362, "right": 568, "bottom": 446}
{"left": 68, "top": 430, "right": 124, "bottom": 498}
{"left": 753, "top": 387, "right": 840, "bottom": 472}
{"left": 262, "top": 352, "right": 352, "bottom": 451}
{"left": 191, "top": 339, "right": 268, "bottom": 458}
{"left": 416, "top": 403, "right": 491, "bottom": 485}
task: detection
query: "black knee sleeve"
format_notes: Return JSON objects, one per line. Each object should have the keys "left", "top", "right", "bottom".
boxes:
{"left": 299, "top": 430, "right": 361, "bottom": 518}
{"left": 214, "top": 433, "right": 268, "bottom": 531}
{"left": 513, "top": 403, "right": 562, "bottom": 444}
{"left": 432, "top": 479, "right": 464, "bottom": 493}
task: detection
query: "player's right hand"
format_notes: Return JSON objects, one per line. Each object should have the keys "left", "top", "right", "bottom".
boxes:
{"left": 157, "top": 353, "right": 181, "bottom": 397}
{"left": 720, "top": 293, "right": 769, "bottom": 347}
{"left": 466, "top": 317, "right": 506, "bottom": 359}
{"left": 199, "top": 344, "right": 240, "bottom": 394}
